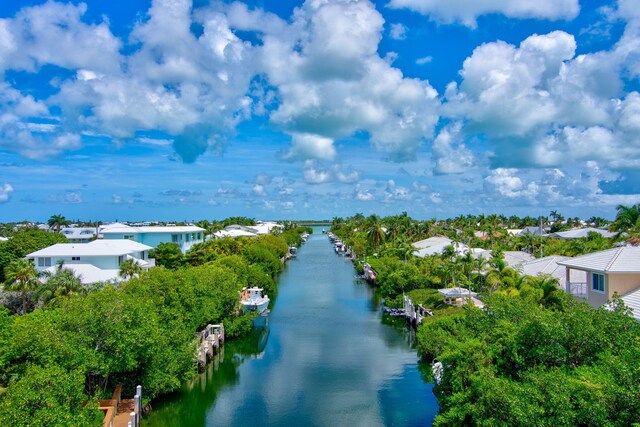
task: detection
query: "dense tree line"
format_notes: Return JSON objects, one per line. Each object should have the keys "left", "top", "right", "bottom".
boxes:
{"left": 418, "top": 295, "right": 640, "bottom": 426}
{"left": 0, "top": 224, "right": 305, "bottom": 426}
{"left": 0, "top": 229, "right": 68, "bottom": 283}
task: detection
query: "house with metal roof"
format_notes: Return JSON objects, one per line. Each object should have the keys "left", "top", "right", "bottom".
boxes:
{"left": 557, "top": 247, "right": 640, "bottom": 320}
{"left": 549, "top": 227, "right": 616, "bottom": 240}
{"left": 519, "top": 256, "right": 587, "bottom": 290}
{"left": 212, "top": 222, "right": 285, "bottom": 239}
{"left": 412, "top": 236, "right": 470, "bottom": 258}
{"left": 518, "top": 226, "right": 549, "bottom": 237}
{"left": 26, "top": 239, "right": 154, "bottom": 284}
{"left": 100, "top": 223, "right": 205, "bottom": 253}
{"left": 502, "top": 251, "right": 536, "bottom": 269}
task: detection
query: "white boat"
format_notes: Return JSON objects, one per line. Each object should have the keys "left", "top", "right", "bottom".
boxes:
{"left": 240, "top": 287, "right": 270, "bottom": 314}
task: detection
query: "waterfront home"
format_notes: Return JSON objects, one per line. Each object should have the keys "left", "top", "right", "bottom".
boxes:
{"left": 252, "top": 221, "right": 285, "bottom": 234}
{"left": 213, "top": 226, "right": 258, "bottom": 238}
{"left": 549, "top": 227, "right": 616, "bottom": 240}
{"left": 26, "top": 239, "right": 154, "bottom": 284}
{"left": 100, "top": 223, "right": 204, "bottom": 253}
{"left": 438, "top": 287, "right": 484, "bottom": 308}
{"left": 212, "top": 221, "right": 284, "bottom": 239}
{"left": 558, "top": 247, "right": 640, "bottom": 320}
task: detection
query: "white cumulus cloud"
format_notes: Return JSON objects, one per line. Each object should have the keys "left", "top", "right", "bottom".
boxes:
{"left": 388, "top": 0, "right": 579, "bottom": 28}
{"left": 0, "top": 183, "right": 13, "bottom": 203}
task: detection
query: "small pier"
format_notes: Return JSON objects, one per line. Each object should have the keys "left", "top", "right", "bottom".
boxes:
{"left": 99, "top": 384, "right": 143, "bottom": 427}
{"left": 196, "top": 324, "right": 225, "bottom": 369}
{"left": 403, "top": 295, "right": 433, "bottom": 327}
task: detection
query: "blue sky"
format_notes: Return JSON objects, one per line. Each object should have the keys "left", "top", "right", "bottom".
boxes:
{"left": 0, "top": 0, "right": 639, "bottom": 222}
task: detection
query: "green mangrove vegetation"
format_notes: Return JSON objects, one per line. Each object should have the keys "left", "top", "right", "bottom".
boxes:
{"left": 0, "top": 221, "right": 311, "bottom": 426}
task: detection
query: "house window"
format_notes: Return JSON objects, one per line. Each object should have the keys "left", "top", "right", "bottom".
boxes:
{"left": 72, "top": 256, "right": 80, "bottom": 261}
{"left": 592, "top": 273, "right": 605, "bottom": 293}
{"left": 124, "top": 235, "right": 134, "bottom": 240}
{"left": 171, "top": 234, "right": 178, "bottom": 243}
{"left": 118, "top": 255, "right": 124, "bottom": 265}
{"left": 197, "top": 232, "right": 201, "bottom": 240}
{"left": 38, "top": 257, "right": 52, "bottom": 267}
{"left": 185, "top": 233, "right": 190, "bottom": 242}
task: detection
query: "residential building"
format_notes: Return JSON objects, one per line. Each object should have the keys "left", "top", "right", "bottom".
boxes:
{"left": 100, "top": 223, "right": 205, "bottom": 253}
{"left": 558, "top": 247, "right": 640, "bottom": 320}
{"left": 519, "top": 256, "right": 586, "bottom": 290}
{"left": 26, "top": 239, "right": 154, "bottom": 284}
{"left": 549, "top": 227, "right": 616, "bottom": 240}
{"left": 499, "top": 251, "right": 536, "bottom": 269}
{"left": 412, "top": 237, "right": 469, "bottom": 258}
{"left": 519, "top": 226, "right": 548, "bottom": 237}
{"left": 212, "top": 222, "right": 284, "bottom": 239}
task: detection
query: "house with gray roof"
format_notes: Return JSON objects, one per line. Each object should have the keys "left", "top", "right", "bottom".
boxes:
{"left": 519, "top": 226, "right": 548, "bottom": 237}
{"left": 519, "top": 256, "right": 586, "bottom": 290}
{"left": 550, "top": 227, "right": 616, "bottom": 240}
{"left": 558, "top": 247, "right": 640, "bottom": 320}
{"left": 412, "top": 237, "right": 468, "bottom": 258}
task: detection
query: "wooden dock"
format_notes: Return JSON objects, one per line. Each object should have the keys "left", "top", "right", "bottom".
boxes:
{"left": 100, "top": 384, "right": 142, "bottom": 427}
{"left": 196, "top": 324, "right": 225, "bottom": 369}
{"left": 403, "top": 295, "right": 433, "bottom": 327}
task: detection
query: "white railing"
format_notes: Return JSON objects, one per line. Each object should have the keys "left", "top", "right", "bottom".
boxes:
{"left": 568, "top": 282, "right": 587, "bottom": 298}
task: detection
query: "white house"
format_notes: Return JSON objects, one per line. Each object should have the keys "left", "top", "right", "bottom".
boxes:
{"left": 412, "top": 236, "right": 469, "bottom": 258}
{"left": 26, "top": 239, "right": 154, "bottom": 284}
{"left": 212, "top": 222, "right": 284, "bottom": 239}
{"left": 253, "top": 221, "right": 285, "bottom": 234}
{"left": 100, "top": 223, "right": 204, "bottom": 253}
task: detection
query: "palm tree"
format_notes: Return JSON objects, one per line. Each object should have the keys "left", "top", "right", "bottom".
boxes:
{"left": 365, "top": 215, "right": 385, "bottom": 252}
{"left": 4, "top": 258, "right": 40, "bottom": 314}
{"left": 119, "top": 259, "right": 142, "bottom": 280}
{"left": 610, "top": 204, "right": 640, "bottom": 234}
{"left": 47, "top": 214, "right": 70, "bottom": 233}
{"left": 36, "top": 263, "right": 85, "bottom": 308}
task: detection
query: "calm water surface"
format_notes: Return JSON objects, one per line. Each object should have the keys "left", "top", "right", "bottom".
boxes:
{"left": 144, "top": 228, "right": 438, "bottom": 426}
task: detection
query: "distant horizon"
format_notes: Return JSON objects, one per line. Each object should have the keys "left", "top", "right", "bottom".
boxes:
{"left": 0, "top": 211, "right": 617, "bottom": 225}
{"left": 1, "top": 0, "right": 639, "bottom": 221}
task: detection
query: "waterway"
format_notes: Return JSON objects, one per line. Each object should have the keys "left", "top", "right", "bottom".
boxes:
{"left": 144, "top": 228, "right": 439, "bottom": 426}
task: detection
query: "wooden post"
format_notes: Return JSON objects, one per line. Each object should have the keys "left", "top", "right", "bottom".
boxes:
{"left": 134, "top": 395, "right": 140, "bottom": 427}
{"left": 136, "top": 385, "right": 142, "bottom": 426}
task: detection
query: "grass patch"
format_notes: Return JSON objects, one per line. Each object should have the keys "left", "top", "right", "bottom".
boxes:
{"left": 406, "top": 288, "right": 444, "bottom": 308}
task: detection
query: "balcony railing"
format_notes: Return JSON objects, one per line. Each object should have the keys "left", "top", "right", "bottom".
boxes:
{"left": 568, "top": 281, "right": 587, "bottom": 298}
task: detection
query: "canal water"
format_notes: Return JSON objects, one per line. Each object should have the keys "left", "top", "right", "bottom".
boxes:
{"left": 144, "top": 228, "right": 438, "bottom": 426}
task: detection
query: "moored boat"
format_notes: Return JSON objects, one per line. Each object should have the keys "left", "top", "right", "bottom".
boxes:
{"left": 240, "top": 287, "right": 270, "bottom": 314}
